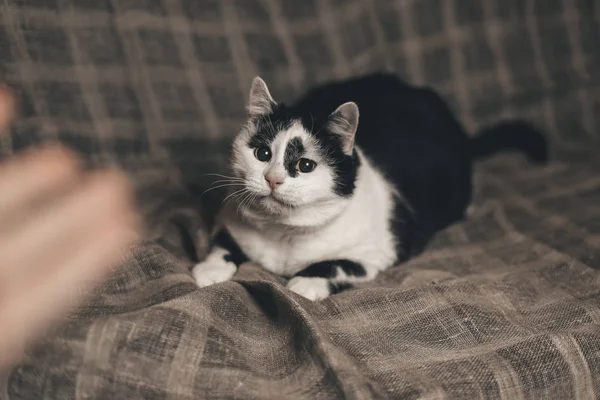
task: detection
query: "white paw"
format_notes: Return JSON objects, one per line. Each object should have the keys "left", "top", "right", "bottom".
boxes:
{"left": 192, "top": 259, "right": 237, "bottom": 288}
{"left": 287, "top": 277, "right": 330, "bottom": 301}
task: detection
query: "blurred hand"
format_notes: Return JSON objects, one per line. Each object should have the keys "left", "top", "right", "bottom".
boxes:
{"left": 0, "top": 86, "right": 139, "bottom": 370}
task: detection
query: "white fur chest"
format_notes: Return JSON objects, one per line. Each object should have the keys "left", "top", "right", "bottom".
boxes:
{"left": 222, "top": 219, "right": 322, "bottom": 276}
{"left": 222, "top": 151, "right": 400, "bottom": 277}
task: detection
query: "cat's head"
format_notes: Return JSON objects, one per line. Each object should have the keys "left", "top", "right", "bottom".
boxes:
{"left": 231, "top": 77, "right": 360, "bottom": 225}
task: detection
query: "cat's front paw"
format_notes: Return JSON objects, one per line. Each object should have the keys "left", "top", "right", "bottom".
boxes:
{"left": 287, "top": 277, "right": 330, "bottom": 301}
{"left": 192, "top": 259, "right": 236, "bottom": 288}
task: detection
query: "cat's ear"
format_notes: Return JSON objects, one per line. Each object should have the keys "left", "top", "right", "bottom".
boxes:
{"left": 328, "top": 102, "right": 359, "bottom": 155}
{"left": 247, "top": 76, "right": 276, "bottom": 117}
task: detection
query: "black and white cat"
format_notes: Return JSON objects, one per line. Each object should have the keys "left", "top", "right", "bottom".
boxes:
{"left": 192, "top": 73, "right": 547, "bottom": 300}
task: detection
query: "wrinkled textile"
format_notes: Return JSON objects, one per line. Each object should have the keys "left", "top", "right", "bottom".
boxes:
{"left": 1, "top": 0, "right": 600, "bottom": 399}
{"left": 6, "top": 155, "right": 600, "bottom": 400}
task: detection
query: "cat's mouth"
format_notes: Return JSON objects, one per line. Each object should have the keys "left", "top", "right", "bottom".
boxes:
{"left": 263, "top": 193, "right": 297, "bottom": 208}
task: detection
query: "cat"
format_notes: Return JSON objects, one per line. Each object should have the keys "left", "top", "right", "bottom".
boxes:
{"left": 192, "top": 73, "right": 547, "bottom": 300}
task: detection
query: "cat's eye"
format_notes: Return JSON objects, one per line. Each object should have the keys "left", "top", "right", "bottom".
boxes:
{"left": 297, "top": 158, "right": 316, "bottom": 173}
{"left": 254, "top": 146, "right": 272, "bottom": 162}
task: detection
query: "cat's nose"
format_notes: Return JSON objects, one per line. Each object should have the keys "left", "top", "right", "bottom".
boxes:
{"left": 265, "top": 173, "right": 284, "bottom": 190}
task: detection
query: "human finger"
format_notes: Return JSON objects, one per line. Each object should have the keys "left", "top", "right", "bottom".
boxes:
{"left": 0, "top": 170, "right": 135, "bottom": 282}
{"left": 0, "top": 146, "right": 81, "bottom": 219}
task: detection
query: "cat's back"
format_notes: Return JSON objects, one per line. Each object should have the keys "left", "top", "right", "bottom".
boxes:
{"left": 295, "top": 74, "right": 474, "bottom": 256}
{"left": 295, "top": 73, "right": 467, "bottom": 151}
{"left": 294, "top": 73, "right": 470, "bottom": 181}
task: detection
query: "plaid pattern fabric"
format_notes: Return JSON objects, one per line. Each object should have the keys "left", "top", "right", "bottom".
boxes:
{"left": 1, "top": 0, "right": 600, "bottom": 399}
{"left": 1, "top": 0, "right": 599, "bottom": 174}
{"left": 5, "top": 155, "right": 600, "bottom": 400}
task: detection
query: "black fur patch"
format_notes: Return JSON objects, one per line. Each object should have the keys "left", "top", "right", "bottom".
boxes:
{"left": 391, "top": 198, "right": 420, "bottom": 264}
{"left": 284, "top": 137, "right": 304, "bottom": 177}
{"left": 329, "top": 282, "right": 353, "bottom": 294}
{"left": 247, "top": 113, "right": 291, "bottom": 149}
{"left": 213, "top": 228, "right": 248, "bottom": 266}
{"left": 330, "top": 149, "right": 359, "bottom": 197}
{"left": 296, "top": 259, "right": 366, "bottom": 278}
{"left": 295, "top": 111, "right": 359, "bottom": 197}
{"left": 247, "top": 104, "right": 298, "bottom": 149}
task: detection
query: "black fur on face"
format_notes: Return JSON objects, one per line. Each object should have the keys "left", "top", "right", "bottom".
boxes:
{"left": 245, "top": 103, "right": 360, "bottom": 197}
{"left": 284, "top": 137, "right": 304, "bottom": 177}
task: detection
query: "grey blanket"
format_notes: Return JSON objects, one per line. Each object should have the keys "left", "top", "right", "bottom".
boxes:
{"left": 2, "top": 1, "right": 600, "bottom": 399}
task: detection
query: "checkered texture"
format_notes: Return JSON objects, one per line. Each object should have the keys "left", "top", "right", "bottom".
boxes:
{"left": 2, "top": 0, "right": 600, "bottom": 399}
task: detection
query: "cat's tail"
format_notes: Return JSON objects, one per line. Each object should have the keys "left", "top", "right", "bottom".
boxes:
{"left": 469, "top": 121, "right": 549, "bottom": 163}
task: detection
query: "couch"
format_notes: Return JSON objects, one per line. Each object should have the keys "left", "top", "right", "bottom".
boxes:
{"left": 1, "top": 0, "right": 600, "bottom": 398}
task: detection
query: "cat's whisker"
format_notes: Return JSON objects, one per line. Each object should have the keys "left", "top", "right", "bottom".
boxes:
{"left": 208, "top": 177, "right": 245, "bottom": 183}
{"left": 245, "top": 192, "right": 257, "bottom": 209}
{"left": 223, "top": 190, "right": 245, "bottom": 202}
{"left": 205, "top": 173, "right": 242, "bottom": 180}
{"left": 200, "top": 183, "right": 245, "bottom": 198}
{"left": 228, "top": 194, "right": 247, "bottom": 206}
{"left": 236, "top": 191, "right": 254, "bottom": 215}
{"left": 247, "top": 194, "right": 259, "bottom": 214}
{"left": 242, "top": 192, "right": 259, "bottom": 215}
{"left": 207, "top": 175, "right": 245, "bottom": 182}
{"left": 235, "top": 191, "right": 249, "bottom": 215}
{"left": 223, "top": 188, "right": 247, "bottom": 204}
{"left": 209, "top": 179, "right": 245, "bottom": 188}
